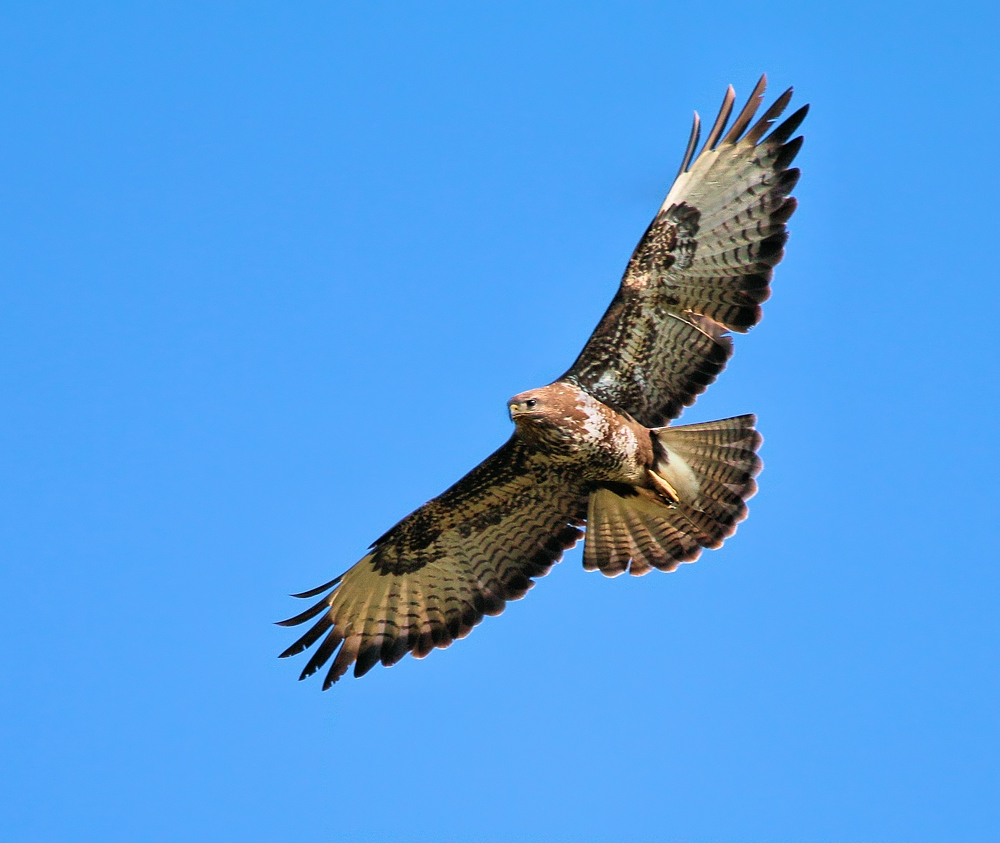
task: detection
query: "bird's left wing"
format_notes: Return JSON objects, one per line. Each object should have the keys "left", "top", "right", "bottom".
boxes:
{"left": 278, "top": 435, "right": 588, "bottom": 687}
{"left": 562, "top": 75, "right": 807, "bottom": 427}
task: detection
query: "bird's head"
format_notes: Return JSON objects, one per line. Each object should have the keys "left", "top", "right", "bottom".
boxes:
{"left": 508, "top": 389, "right": 543, "bottom": 422}
{"left": 508, "top": 384, "right": 582, "bottom": 447}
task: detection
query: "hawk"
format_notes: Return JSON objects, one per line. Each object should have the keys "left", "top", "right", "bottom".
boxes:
{"left": 279, "top": 75, "right": 807, "bottom": 687}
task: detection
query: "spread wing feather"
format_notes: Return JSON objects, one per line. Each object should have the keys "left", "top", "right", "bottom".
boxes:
{"left": 563, "top": 75, "right": 807, "bottom": 427}
{"left": 278, "top": 436, "right": 589, "bottom": 687}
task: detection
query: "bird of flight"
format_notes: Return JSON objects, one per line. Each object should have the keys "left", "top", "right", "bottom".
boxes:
{"left": 279, "top": 75, "right": 807, "bottom": 688}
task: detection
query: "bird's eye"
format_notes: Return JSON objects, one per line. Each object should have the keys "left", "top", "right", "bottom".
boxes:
{"left": 526, "top": 399, "right": 537, "bottom": 409}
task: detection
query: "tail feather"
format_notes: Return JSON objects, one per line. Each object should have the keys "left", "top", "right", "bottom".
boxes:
{"left": 583, "top": 415, "right": 762, "bottom": 577}
{"left": 584, "top": 487, "right": 703, "bottom": 576}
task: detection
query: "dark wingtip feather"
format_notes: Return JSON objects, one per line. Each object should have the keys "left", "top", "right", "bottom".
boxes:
{"left": 279, "top": 615, "right": 332, "bottom": 659}
{"left": 299, "top": 629, "right": 342, "bottom": 680}
{"left": 777, "top": 167, "right": 801, "bottom": 195}
{"left": 703, "top": 84, "right": 736, "bottom": 152}
{"left": 768, "top": 104, "right": 809, "bottom": 146}
{"left": 722, "top": 74, "right": 767, "bottom": 145}
{"left": 677, "top": 111, "right": 701, "bottom": 177}
{"left": 745, "top": 87, "right": 793, "bottom": 144}
{"left": 275, "top": 594, "right": 332, "bottom": 627}
{"left": 483, "top": 593, "right": 506, "bottom": 616}
{"left": 502, "top": 571, "right": 532, "bottom": 600}
{"left": 380, "top": 634, "right": 410, "bottom": 668}
{"left": 757, "top": 232, "right": 789, "bottom": 266}
{"left": 323, "top": 641, "right": 358, "bottom": 688}
{"left": 774, "top": 135, "right": 804, "bottom": 171}
{"left": 289, "top": 574, "right": 342, "bottom": 599}
{"left": 353, "top": 645, "right": 381, "bottom": 678}
{"left": 772, "top": 196, "right": 798, "bottom": 224}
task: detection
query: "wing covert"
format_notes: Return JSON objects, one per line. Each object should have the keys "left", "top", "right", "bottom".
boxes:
{"left": 278, "top": 436, "right": 588, "bottom": 687}
{"left": 563, "top": 75, "right": 807, "bottom": 427}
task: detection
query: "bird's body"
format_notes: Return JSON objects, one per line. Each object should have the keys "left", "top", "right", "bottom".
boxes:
{"left": 508, "top": 382, "right": 652, "bottom": 484}
{"left": 279, "top": 76, "right": 807, "bottom": 687}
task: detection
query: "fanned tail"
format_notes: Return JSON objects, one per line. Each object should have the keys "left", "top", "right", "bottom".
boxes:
{"left": 583, "top": 415, "right": 762, "bottom": 577}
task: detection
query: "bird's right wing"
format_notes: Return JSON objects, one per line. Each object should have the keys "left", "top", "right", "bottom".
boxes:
{"left": 278, "top": 435, "right": 589, "bottom": 688}
{"left": 563, "top": 75, "right": 807, "bottom": 427}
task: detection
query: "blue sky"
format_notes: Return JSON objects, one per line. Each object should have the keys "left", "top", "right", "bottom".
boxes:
{"left": 2, "top": 3, "right": 998, "bottom": 841}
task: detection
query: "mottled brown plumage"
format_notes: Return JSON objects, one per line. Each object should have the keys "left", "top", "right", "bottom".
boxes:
{"left": 279, "top": 76, "right": 804, "bottom": 687}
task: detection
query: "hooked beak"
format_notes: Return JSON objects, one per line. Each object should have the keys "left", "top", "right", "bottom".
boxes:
{"left": 508, "top": 400, "right": 533, "bottom": 422}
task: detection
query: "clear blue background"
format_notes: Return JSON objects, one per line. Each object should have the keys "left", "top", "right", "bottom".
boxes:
{"left": 2, "top": 3, "right": 997, "bottom": 841}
